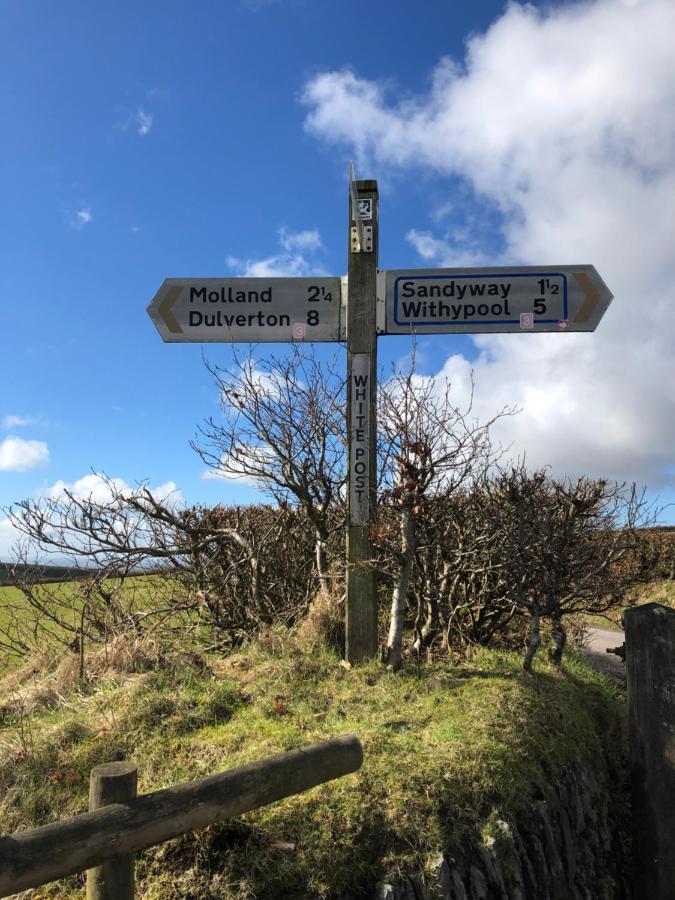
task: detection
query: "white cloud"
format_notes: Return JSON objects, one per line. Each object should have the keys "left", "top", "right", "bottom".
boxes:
{"left": 279, "top": 228, "right": 322, "bottom": 253}
{"left": 45, "top": 474, "right": 125, "bottom": 503}
{"left": 201, "top": 466, "right": 259, "bottom": 488}
{"left": 406, "top": 229, "right": 490, "bottom": 268}
{"left": 220, "top": 361, "right": 284, "bottom": 403}
{"left": 67, "top": 206, "right": 92, "bottom": 230}
{"left": 201, "top": 462, "right": 261, "bottom": 490}
{"left": 303, "top": 0, "right": 675, "bottom": 488}
{"left": 149, "top": 480, "right": 184, "bottom": 507}
{"left": 0, "top": 517, "right": 20, "bottom": 560}
{"left": 0, "top": 437, "right": 49, "bottom": 472}
{"left": 135, "top": 108, "right": 153, "bottom": 136}
{"left": 43, "top": 474, "right": 183, "bottom": 507}
{"left": 227, "top": 253, "right": 316, "bottom": 278}
{"left": 0, "top": 477, "right": 185, "bottom": 563}
{"left": 2, "top": 415, "right": 37, "bottom": 430}
{"left": 201, "top": 444, "right": 275, "bottom": 491}
{"left": 117, "top": 102, "right": 155, "bottom": 138}
{"left": 227, "top": 228, "right": 326, "bottom": 277}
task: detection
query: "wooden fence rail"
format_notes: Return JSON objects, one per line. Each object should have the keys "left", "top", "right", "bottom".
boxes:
{"left": 0, "top": 733, "right": 363, "bottom": 898}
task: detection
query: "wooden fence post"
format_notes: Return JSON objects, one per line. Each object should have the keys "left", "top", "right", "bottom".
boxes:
{"left": 624, "top": 603, "right": 675, "bottom": 900}
{"left": 0, "top": 734, "right": 362, "bottom": 896}
{"left": 87, "top": 761, "right": 138, "bottom": 900}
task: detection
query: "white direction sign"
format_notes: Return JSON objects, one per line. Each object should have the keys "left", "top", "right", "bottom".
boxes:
{"left": 380, "top": 265, "right": 612, "bottom": 335}
{"left": 148, "top": 277, "right": 343, "bottom": 343}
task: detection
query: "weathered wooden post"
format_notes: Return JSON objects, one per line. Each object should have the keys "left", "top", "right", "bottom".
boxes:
{"left": 624, "top": 603, "right": 675, "bottom": 900}
{"left": 346, "top": 175, "right": 379, "bottom": 662}
{"left": 87, "top": 761, "right": 138, "bottom": 900}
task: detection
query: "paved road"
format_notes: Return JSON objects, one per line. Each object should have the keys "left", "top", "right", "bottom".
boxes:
{"left": 579, "top": 626, "right": 626, "bottom": 680}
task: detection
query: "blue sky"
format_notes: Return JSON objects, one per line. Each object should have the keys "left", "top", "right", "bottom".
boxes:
{"left": 2, "top": 0, "right": 674, "bottom": 555}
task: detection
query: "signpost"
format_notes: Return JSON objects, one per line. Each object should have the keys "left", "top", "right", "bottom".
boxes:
{"left": 147, "top": 172, "right": 614, "bottom": 663}
{"left": 148, "top": 277, "right": 344, "bottom": 343}
{"left": 379, "top": 265, "right": 612, "bottom": 335}
{"left": 346, "top": 179, "right": 379, "bottom": 661}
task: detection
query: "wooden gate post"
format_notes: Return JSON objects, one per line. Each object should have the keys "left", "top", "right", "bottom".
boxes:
{"left": 624, "top": 603, "right": 675, "bottom": 900}
{"left": 87, "top": 761, "right": 138, "bottom": 900}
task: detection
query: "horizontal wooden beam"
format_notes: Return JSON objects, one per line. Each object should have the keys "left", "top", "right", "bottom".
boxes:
{"left": 0, "top": 734, "right": 362, "bottom": 897}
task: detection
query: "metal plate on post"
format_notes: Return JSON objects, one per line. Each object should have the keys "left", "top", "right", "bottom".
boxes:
{"left": 147, "top": 277, "right": 343, "bottom": 343}
{"left": 350, "top": 226, "right": 373, "bottom": 253}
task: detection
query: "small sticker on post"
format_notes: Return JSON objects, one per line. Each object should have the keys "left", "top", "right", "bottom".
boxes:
{"left": 520, "top": 313, "right": 534, "bottom": 330}
{"left": 356, "top": 198, "right": 373, "bottom": 220}
{"left": 292, "top": 323, "right": 306, "bottom": 340}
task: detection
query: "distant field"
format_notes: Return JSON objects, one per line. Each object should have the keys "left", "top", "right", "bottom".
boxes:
{"left": 0, "top": 580, "right": 88, "bottom": 675}
{"left": 0, "top": 584, "right": 26, "bottom": 653}
{"left": 2, "top": 569, "right": 673, "bottom": 675}
{"left": 0, "top": 562, "right": 102, "bottom": 586}
{"left": 0, "top": 575, "right": 191, "bottom": 676}
{"left": 576, "top": 577, "right": 675, "bottom": 632}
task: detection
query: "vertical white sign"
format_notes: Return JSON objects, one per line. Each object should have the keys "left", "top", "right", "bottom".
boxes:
{"left": 349, "top": 353, "right": 370, "bottom": 526}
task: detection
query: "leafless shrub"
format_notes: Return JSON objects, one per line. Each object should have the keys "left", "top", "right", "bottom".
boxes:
{"left": 376, "top": 363, "right": 513, "bottom": 670}
{"left": 3, "top": 479, "right": 336, "bottom": 662}
{"left": 180, "top": 503, "right": 321, "bottom": 647}
{"left": 416, "top": 490, "right": 526, "bottom": 653}
{"left": 625, "top": 527, "right": 675, "bottom": 581}
{"left": 192, "top": 346, "right": 346, "bottom": 601}
{"left": 465, "top": 464, "right": 656, "bottom": 671}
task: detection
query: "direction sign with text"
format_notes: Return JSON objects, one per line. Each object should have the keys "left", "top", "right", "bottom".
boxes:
{"left": 379, "top": 265, "right": 612, "bottom": 335}
{"left": 147, "top": 277, "right": 344, "bottom": 343}
{"left": 146, "top": 171, "right": 615, "bottom": 664}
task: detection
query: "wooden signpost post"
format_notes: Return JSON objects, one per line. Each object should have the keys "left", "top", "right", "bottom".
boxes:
{"left": 346, "top": 178, "right": 379, "bottom": 661}
{"left": 148, "top": 170, "right": 614, "bottom": 663}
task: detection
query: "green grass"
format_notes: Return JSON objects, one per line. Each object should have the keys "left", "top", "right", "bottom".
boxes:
{"left": 0, "top": 575, "right": 194, "bottom": 676}
{"left": 0, "top": 627, "right": 626, "bottom": 899}
{"left": 580, "top": 577, "right": 675, "bottom": 631}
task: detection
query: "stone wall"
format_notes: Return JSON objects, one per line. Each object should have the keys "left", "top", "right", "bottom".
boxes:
{"left": 374, "top": 756, "right": 630, "bottom": 900}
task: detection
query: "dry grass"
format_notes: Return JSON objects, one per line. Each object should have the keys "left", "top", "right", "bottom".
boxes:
{"left": 0, "top": 634, "right": 211, "bottom": 722}
{"left": 294, "top": 589, "right": 345, "bottom": 653}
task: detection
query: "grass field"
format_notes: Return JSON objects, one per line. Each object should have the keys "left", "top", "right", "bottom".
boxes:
{"left": 4, "top": 572, "right": 672, "bottom": 676}
{"left": 580, "top": 578, "right": 675, "bottom": 631}
{"left": 0, "top": 625, "right": 626, "bottom": 899}
{"left": 0, "top": 563, "right": 100, "bottom": 586}
{"left": 0, "top": 575, "right": 192, "bottom": 677}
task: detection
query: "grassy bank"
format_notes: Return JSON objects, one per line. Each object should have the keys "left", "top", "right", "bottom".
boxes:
{"left": 0, "top": 628, "right": 625, "bottom": 899}
{"left": 0, "top": 575, "right": 191, "bottom": 677}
